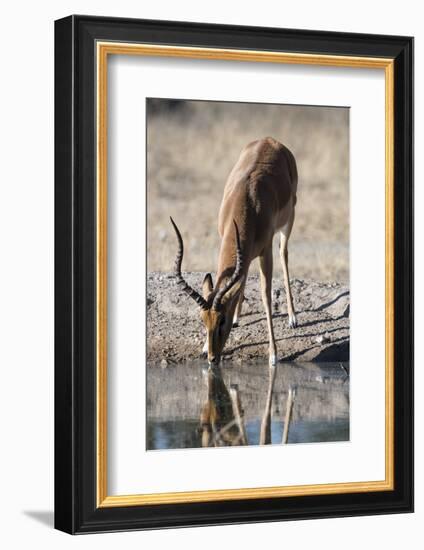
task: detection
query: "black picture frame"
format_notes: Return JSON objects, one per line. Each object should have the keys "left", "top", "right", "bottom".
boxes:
{"left": 55, "top": 15, "right": 414, "bottom": 534}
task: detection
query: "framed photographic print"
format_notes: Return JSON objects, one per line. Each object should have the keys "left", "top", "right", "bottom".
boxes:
{"left": 54, "top": 15, "right": 413, "bottom": 534}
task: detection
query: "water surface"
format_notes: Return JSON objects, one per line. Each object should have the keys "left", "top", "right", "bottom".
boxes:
{"left": 147, "top": 360, "right": 349, "bottom": 450}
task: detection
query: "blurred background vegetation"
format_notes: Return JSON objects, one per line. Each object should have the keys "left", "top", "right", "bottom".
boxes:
{"left": 147, "top": 98, "right": 349, "bottom": 282}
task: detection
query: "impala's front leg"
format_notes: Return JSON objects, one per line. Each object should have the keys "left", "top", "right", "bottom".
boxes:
{"left": 201, "top": 337, "right": 208, "bottom": 358}
{"left": 259, "top": 246, "right": 277, "bottom": 366}
{"left": 232, "top": 279, "right": 246, "bottom": 328}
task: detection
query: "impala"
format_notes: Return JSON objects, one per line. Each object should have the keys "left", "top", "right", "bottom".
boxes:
{"left": 170, "top": 136, "right": 298, "bottom": 366}
{"left": 199, "top": 364, "right": 277, "bottom": 447}
{"left": 199, "top": 366, "right": 245, "bottom": 447}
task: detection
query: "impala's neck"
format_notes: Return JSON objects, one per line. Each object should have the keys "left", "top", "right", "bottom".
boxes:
{"left": 216, "top": 221, "right": 250, "bottom": 289}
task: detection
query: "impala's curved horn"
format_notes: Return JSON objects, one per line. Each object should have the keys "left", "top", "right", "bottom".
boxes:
{"left": 213, "top": 220, "right": 243, "bottom": 311}
{"left": 170, "top": 217, "right": 209, "bottom": 310}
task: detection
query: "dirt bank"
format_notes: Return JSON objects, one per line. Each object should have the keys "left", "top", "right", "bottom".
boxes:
{"left": 147, "top": 272, "right": 349, "bottom": 363}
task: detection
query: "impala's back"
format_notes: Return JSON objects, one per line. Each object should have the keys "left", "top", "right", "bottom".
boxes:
{"left": 218, "top": 137, "right": 297, "bottom": 262}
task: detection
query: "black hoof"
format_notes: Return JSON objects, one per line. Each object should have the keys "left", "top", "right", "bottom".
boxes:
{"left": 232, "top": 322, "right": 239, "bottom": 328}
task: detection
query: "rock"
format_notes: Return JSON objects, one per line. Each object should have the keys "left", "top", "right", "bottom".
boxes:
{"left": 315, "top": 334, "right": 330, "bottom": 344}
{"left": 324, "top": 291, "right": 350, "bottom": 318}
{"left": 160, "top": 359, "right": 168, "bottom": 368}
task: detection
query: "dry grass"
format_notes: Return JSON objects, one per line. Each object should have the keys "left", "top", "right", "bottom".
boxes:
{"left": 147, "top": 99, "right": 349, "bottom": 282}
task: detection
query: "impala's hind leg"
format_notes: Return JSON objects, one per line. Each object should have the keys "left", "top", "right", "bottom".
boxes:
{"left": 232, "top": 280, "right": 246, "bottom": 327}
{"left": 279, "top": 211, "right": 297, "bottom": 328}
{"left": 259, "top": 245, "right": 277, "bottom": 366}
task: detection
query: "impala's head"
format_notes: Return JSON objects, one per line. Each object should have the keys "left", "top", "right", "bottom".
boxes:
{"left": 170, "top": 217, "right": 244, "bottom": 365}
{"left": 200, "top": 272, "right": 244, "bottom": 364}
{"left": 200, "top": 365, "right": 241, "bottom": 447}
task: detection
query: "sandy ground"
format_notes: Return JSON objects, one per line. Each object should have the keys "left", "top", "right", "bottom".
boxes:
{"left": 147, "top": 99, "right": 349, "bottom": 282}
{"left": 147, "top": 272, "right": 349, "bottom": 363}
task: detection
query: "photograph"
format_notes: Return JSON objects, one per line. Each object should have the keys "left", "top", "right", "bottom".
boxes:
{"left": 146, "top": 98, "right": 350, "bottom": 450}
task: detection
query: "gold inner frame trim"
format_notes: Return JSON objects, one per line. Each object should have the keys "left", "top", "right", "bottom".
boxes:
{"left": 96, "top": 42, "right": 395, "bottom": 508}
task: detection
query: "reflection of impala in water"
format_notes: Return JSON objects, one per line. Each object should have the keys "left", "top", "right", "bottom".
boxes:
{"left": 200, "top": 365, "right": 295, "bottom": 447}
{"left": 200, "top": 366, "right": 246, "bottom": 447}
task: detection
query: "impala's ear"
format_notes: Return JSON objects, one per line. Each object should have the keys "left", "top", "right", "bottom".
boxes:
{"left": 202, "top": 273, "right": 214, "bottom": 299}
